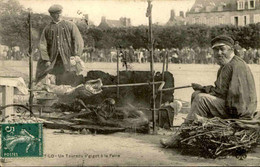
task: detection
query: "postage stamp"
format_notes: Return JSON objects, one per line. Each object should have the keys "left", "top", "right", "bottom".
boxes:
{"left": 1, "top": 123, "right": 43, "bottom": 158}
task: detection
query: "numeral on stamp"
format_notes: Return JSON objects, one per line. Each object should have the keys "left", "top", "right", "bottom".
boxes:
{"left": 1, "top": 123, "right": 43, "bottom": 158}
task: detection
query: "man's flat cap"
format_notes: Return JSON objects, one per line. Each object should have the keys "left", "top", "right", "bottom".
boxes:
{"left": 211, "top": 35, "right": 234, "bottom": 48}
{"left": 48, "top": 4, "right": 63, "bottom": 13}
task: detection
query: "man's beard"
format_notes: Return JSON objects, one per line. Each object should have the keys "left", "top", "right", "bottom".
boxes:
{"left": 215, "top": 56, "right": 228, "bottom": 66}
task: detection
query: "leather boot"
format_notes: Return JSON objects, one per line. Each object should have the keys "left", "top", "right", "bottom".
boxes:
{"left": 160, "top": 134, "right": 181, "bottom": 148}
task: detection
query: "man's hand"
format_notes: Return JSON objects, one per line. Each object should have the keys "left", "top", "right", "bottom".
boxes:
{"left": 45, "top": 61, "right": 51, "bottom": 67}
{"left": 191, "top": 83, "right": 203, "bottom": 91}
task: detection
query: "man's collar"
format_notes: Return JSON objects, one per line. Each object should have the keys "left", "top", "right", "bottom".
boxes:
{"left": 227, "top": 52, "right": 235, "bottom": 63}
{"left": 220, "top": 52, "right": 235, "bottom": 67}
{"left": 51, "top": 19, "right": 63, "bottom": 24}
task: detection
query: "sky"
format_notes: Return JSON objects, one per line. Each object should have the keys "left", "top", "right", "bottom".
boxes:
{"left": 19, "top": 0, "right": 195, "bottom": 26}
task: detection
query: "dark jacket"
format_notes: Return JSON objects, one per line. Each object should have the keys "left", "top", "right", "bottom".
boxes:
{"left": 203, "top": 56, "right": 257, "bottom": 118}
{"left": 36, "top": 20, "right": 84, "bottom": 83}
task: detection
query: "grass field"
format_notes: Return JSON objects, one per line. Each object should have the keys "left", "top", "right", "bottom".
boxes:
{"left": 1, "top": 60, "right": 259, "bottom": 110}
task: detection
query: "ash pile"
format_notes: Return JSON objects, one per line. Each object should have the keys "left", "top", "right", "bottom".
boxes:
{"left": 33, "top": 70, "right": 174, "bottom": 134}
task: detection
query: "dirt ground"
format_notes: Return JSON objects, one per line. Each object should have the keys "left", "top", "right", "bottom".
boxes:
{"left": 0, "top": 61, "right": 260, "bottom": 166}
{"left": 1, "top": 129, "right": 260, "bottom": 166}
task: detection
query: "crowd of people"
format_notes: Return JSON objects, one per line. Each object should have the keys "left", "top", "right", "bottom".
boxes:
{"left": 1, "top": 45, "right": 260, "bottom": 65}
{"left": 79, "top": 46, "right": 260, "bottom": 65}
{"left": 0, "top": 46, "right": 29, "bottom": 61}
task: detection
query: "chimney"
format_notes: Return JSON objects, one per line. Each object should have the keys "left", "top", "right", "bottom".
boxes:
{"left": 120, "top": 17, "right": 127, "bottom": 26}
{"left": 101, "top": 16, "right": 106, "bottom": 23}
{"left": 180, "top": 11, "right": 184, "bottom": 17}
{"left": 84, "top": 14, "right": 89, "bottom": 20}
{"left": 170, "top": 10, "right": 175, "bottom": 19}
{"left": 127, "top": 18, "right": 131, "bottom": 26}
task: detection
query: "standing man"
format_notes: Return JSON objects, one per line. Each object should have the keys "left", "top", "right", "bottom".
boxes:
{"left": 234, "top": 41, "right": 242, "bottom": 57}
{"left": 120, "top": 46, "right": 128, "bottom": 71}
{"left": 128, "top": 46, "right": 135, "bottom": 63}
{"left": 36, "top": 4, "right": 84, "bottom": 85}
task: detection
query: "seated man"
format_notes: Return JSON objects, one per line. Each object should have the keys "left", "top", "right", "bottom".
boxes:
{"left": 161, "top": 35, "right": 257, "bottom": 147}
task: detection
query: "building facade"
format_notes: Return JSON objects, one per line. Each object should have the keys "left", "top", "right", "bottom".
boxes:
{"left": 186, "top": 0, "right": 260, "bottom": 26}
{"left": 98, "top": 17, "right": 131, "bottom": 28}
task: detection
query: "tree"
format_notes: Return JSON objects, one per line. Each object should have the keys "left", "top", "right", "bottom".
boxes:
{"left": 1, "top": 1, "right": 259, "bottom": 51}
{"left": 0, "top": 0, "right": 49, "bottom": 52}
{"left": 0, "top": 0, "right": 28, "bottom": 48}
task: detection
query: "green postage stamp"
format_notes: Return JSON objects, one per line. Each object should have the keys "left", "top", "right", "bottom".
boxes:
{"left": 1, "top": 123, "right": 43, "bottom": 158}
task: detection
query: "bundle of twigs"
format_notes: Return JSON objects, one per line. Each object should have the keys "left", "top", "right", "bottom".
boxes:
{"left": 176, "top": 117, "right": 260, "bottom": 159}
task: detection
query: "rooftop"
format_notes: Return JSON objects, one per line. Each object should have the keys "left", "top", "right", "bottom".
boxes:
{"left": 188, "top": 0, "right": 260, "bottom": 13}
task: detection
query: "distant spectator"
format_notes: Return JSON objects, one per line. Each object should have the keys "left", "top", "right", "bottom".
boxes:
{"left": 256, "top": 49, "right": 260, "bottom": 64}
{"left": 234, "top": 41, "right": 242, "bottom": 57}
{"left": 247, "top": 48, "right": 254, "bottom": 64}
{"left": 171, "top": 48, "right": 179, "bottom": 63}
{"left": 128, "top": 46, "right": 134, "bottom": 63}
{"left": 144, "top": 49, "right": 149, "bottom": 63}
{"left": 81, "top": 52, "right": 88, "bottom": 62}
{"left": 118, "top": 46, "right": 128, "bottom": 70}
{"left": 253, "top": 49, "right": 259, "bottom": 64}
{"left": 2, "top": 49, "right": 7, "bottom": 60}
{"left": 194, "top": 46, "right": 201, "bottom": 64}
{"left": 33, "top": 49, "right": 40, "bottom": 61}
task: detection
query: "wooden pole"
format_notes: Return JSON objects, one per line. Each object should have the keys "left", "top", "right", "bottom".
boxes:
{"left": 28, "top": 11, "right": 33, "bottom": 114}
{"left": 158, "top": 51, "right": 166, "bottom": 126}
{"left": 29, "top": 81, "right": 165, "bottom": 92}
{"left": 159, "top": 51, "right": 166, "bottom": 107}
{"left": 166, "top": 50, "right": 169, "bottom": 71}
{"left": 1, "top": 86, "right": 14, "bottom": 122}
{"left": 102, "top": 81, "right": 163, "bottom": 88}
{"left": 147, "top": 0, "right": 156, "bottom": 133}
{"left": 158, "top": 85, "right": 192, "bottom": 92}
{"left": 116, "top": 48, "right": 120, "bottom": 99}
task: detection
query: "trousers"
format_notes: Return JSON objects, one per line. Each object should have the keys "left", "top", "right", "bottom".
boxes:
{"left": 186, "top": 91, "right": 229, "bottom": 121}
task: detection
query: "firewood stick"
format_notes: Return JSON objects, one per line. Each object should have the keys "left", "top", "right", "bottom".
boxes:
{"left": 29, "top": 81, "right": 165, "bottom": 92}
{"left": 158, "top": 85, "right": 192, "bottom": 92}
{"left": 102, "top": 81, "right": 163, "bottom": 88}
